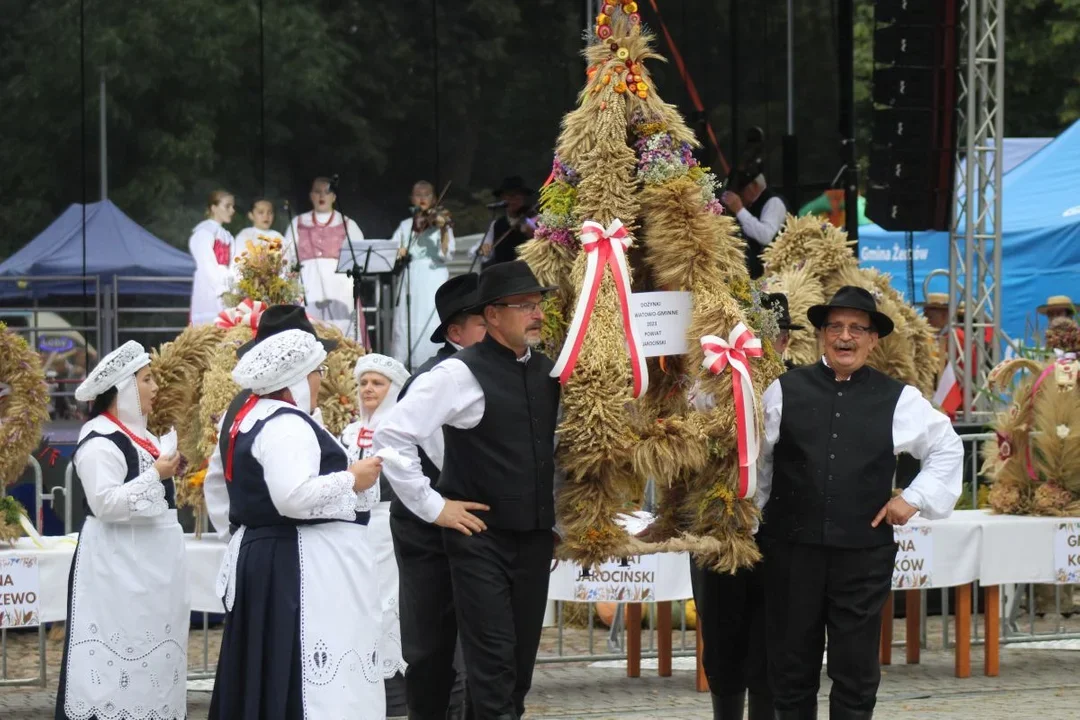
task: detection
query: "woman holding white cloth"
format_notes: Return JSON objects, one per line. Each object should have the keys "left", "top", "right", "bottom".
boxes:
{"left": 340, "top": 353, "right": 413, "bottom": 713}
{"left": 207, "top": 329, "right": 385, "bottom": 719}
{"left": 57, "top": 340, "right": 187, "bottom": 720}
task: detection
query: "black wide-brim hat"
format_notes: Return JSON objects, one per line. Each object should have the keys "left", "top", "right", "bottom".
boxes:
{"left": 806, "top": 286, "right": 894, "bottom": 338}
{"left": 474, "top": 260, "right": 555, "bottom": 308}
{"left": 430, "top": 273, "right": 484, "bottom": 343}
{"left": 493, "top": 175, "right": 534, "bottom": 197}
{"left": 765, "top": 292, "right": 805, "bottom": 331}
{"left": 236, "top": 304, "right": 339, "bottom": 358}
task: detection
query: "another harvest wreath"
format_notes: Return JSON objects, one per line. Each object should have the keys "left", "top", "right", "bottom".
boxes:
{"left": 0, "top": 322, "right": 49, "bottom": 543}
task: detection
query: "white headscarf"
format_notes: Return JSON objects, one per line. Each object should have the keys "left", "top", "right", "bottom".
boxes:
{"left": 232, "top": 329, "right": 327, "bottom": 415}
{"left": 75, "top": 340, "right": 152, "bottom": 435}
{"left": 352, "top": 354, "right": 410, "bottom": 447}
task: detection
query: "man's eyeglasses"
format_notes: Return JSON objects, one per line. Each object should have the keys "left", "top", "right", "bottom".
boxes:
{"left": 823, "top": 323, "right": 874, "bottom": 339}
{"left": 493, "top": 302, "right": 542, "bottom": 315}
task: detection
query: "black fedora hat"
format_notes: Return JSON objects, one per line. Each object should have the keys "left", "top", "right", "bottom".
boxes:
{"left": 474, "top": 261, "right": 555, "bottom": 308}
{"left": 493, "top": 176, "right": 534, "bottom": 198}
{"left": 236, "top": 305, "right": 339, "bottom": 358}
{"left": 806, "top": 286, "right": 894, "bottom": 338}
{"left": 430, "top": 273, "right": 484, "bottom": 343}
{"left": 765, "top": 292, "right": 805, "bottom": 331}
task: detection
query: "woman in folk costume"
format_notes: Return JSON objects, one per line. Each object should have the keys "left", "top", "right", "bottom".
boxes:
{"left": 190, "top": 190, "right": 237, "bottom": 325}
{"left": 208, "top": 329, "right": 385, "bottom": 719}
{"left": 57, "top": 341, "right": 187, "bottom": 720}
{"left": 283, "top": 176, "right": 365, "bottom": 335}
{"left": 390, "top": 181, "right": 455, "bottom": 368}
{"left": 340, "top": 353, "right": 412, "bottom": 714}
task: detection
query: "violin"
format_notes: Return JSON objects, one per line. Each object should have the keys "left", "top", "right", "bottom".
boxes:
{"left": 411, "top": 182, "right": 454, "bottom": 255}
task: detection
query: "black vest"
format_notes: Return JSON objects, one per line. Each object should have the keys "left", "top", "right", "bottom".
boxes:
{"left": 482, "top": 215, "right": 530, "bottom": 268}
{"left": 75, "top": 430, "right": 176, "bottom": 517}
{"left": 439, "top": 335, "right": 560, "bottom": 531}
{"left": 760, "top": 362, "right": 904, "bottom": 548}
{"left": 219, "top": 399, "right": 368, "bottom": 529}
{"left": 742, "top": 187, "right": 783, "bottom": 279}
{"left": 389, "top": 342, "right": 458, "bottom": 520}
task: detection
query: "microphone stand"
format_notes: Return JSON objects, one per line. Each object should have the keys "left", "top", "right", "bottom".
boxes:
{"left": 327, "top": 175, "right": 367, "bottom": 346}
{"left": 282, "top": 200, "right": 308, "bottom": 304}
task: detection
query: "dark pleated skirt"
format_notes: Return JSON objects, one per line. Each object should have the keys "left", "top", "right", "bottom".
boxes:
{"left": 208, "top": 526, "right": 305, "bottom": 720}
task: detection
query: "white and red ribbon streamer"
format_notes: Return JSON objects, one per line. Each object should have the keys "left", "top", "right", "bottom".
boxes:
{"left": 215, "top": 299, "right": 268, "bottom": 330}
{"left": 550, "top": 219, "right": 649, "bottom": 399}
{"left": 701, "top": 323, "right": 763, "bottom": 499}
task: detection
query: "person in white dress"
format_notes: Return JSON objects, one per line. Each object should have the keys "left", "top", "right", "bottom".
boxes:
{"left": 234, "top": 197, "right": 286, "bottom": 248}
{"left": 283, "top": 177, "right": 364, "bottom": 335}
{"left": 390, "top": 181, "right": 455, "bottom": 368}
{"left": 204, "top": 329, "right": 385, "bottom": 719}
{"left": 339, "top": 353, "right": 415, "bottom": 716}
{"left": 56, "top": 341, "right": 188, "bottom": 720}
{"left": 189, "top": 189, "right": 236, "bottom": 325}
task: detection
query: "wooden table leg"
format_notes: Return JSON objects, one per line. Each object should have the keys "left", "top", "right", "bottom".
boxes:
{"left": 906, "top": 590, "right": 921, "bottom": 665}
{"left": 955, "top": 583, "right": 972, "bottom": 678}
{"left": 985, "top": 585, "right": 1000, "bottom": 677}
{"left": 657, "top": 602, "right": 672, "bottom": 677}
{"left": 626, "top": 602, "right": 642, "bottom": 678}
{"left": 695, "top": 621, "right": 709, "bottom": 692}
{"left": 880, "top": 591, "right": 894, "bottom": 666}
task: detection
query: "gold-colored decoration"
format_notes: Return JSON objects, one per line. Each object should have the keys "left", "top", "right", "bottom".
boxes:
{"left": 0, "top": 323, "right": 50, "bottom": 488}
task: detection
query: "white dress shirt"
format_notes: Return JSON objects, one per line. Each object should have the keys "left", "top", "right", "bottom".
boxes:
{"left": 204, "top": 399, "right": 376, "bottom": 540}
{"left": 374, "top": 346, "right": 566, "bottom": 532}
{"left": 735, "top": 188, "right": 787, "bottom": 247}
{"left": 755, "top": 361, "right": 963, "bottom": 520}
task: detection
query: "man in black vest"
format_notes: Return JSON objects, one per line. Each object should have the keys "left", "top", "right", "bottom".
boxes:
{"left": 721, "top": 169, "right": 787, "bottom": 279}
{"left": 391, "top": 273, "right": 486, "bottom": 720}
{"left": 375, "top": 261, "right": 560, "bottom": 720}
{"left": 477, "top": 177, "right": 537, "bottom": 269}
{"left": 757, "top": 286, "right": 962, "bottom": 720}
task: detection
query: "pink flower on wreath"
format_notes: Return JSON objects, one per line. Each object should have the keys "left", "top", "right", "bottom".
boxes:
{"left": 996, "top": 431, "right": 1012, "bottom": 462}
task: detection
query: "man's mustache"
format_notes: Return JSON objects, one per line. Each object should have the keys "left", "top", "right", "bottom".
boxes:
{"left": 833, "top": 341, "right": 857, "bottom": 351}
{"left": 527, "top": 323, "right": 542, "bottom": 332}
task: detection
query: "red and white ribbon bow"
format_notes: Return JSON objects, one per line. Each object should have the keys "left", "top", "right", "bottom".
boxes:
{"left": 550, "top": 219, "right": 649, "bottom": 398}
{"left": 215, "top": 299, "right": 268, "bottom": 330}
{"left": 701, "top": 323, "right": 763, "bottom": 499}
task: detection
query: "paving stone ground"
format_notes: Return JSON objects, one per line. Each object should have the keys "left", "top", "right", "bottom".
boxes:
{"left": 4, "top": 644, "right": 1080, "bottom": 719}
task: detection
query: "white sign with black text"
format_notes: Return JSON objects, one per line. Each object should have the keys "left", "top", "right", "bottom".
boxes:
{"left": 631, "top": 291, "right": 693, "bottom": 357}
{"left": 892, "top": 525, "right": 934, "bottom": 589}
{"left": 0, "top": 556, "right": 41, "bottom": 628}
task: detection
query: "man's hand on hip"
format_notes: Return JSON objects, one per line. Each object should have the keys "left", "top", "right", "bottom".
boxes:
{"left": 435, "top": 499, "right": 490, "bottom": 536}
{"left": 871, "top": 495, "right": 919, "bottom": 528}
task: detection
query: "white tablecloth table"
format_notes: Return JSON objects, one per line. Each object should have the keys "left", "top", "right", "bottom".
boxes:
{"left": 0, "top": 534, "right": 229, "bottom": 623}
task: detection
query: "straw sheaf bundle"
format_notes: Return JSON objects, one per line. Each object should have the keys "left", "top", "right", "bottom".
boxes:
{"left": 524, "top": 5, "right": 783, "bottom": 571}
{"left": 148, "top": 324, "right": 225, "bottom": 453}
{"left": 983, "top": 357, "right": 1080, "bottom": 516}
{"left": 762, "top": 216, "right": 937, "bottom": 397}
{"left": 0, "top": 323, "right": 50, "bottom": 488}
{"left": 761, "top": 266, "right": 825, "bottom": 367}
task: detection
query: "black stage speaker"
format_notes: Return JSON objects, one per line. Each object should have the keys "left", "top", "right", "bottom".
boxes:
{"left": 866, "top": 0, "right": 959, "bottom": 232}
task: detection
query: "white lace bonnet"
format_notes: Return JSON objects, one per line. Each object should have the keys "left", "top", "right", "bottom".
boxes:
{"left": 75, "top": 340, "right": 150, "bottom": 402}
{"left": 353, "top": 353, "right": 410, "bottom": 388}
{"left": 232, "top": 329, "right": 326, "bottom": 395}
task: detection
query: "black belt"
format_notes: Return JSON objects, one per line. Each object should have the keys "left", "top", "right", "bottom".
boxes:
{"left": 229, "top": 511, "right": 371, "bottom": 536}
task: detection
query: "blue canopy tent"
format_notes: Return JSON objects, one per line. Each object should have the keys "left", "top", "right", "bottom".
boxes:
{"left": 0, "top": 200, "right": 195, "bottom": 298}
{"left": 859, "top": 125, "right": 1080, "bottom": 341}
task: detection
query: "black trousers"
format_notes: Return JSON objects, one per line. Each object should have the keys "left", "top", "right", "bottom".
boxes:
{"left": 690, "top": 559, "right": 770, "bottom": 698}
{"left": 391, "top": 511, "right": 469, "bottom": 719}
{"left": 762, "top": 539, "right": 897, "bottom": 713}
{"left": 444, "top": 527, "right": 553, "bottom": 720}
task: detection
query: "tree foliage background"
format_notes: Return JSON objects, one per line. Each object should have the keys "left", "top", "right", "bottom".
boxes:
{"left": 1, "top": 0, "right": 1077, "bottom": 261}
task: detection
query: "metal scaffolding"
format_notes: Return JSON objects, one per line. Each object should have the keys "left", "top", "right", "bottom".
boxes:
{"left": 949, "top": 0, "right": 1005, "bottom": 422}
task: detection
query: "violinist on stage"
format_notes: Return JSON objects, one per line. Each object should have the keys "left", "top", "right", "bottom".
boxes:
{"left": 476, "top": 176, "right": 537, "bottom": 269}
{"left": 391, "top": 181, "right": 455, "bottom": 368}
